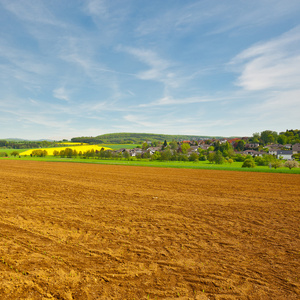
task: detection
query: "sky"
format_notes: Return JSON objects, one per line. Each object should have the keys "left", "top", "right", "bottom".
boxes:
{"left": 1, "top": 0, "right": 300, "bottom": 140}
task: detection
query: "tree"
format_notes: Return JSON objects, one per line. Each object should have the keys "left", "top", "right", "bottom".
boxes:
{"left": 271, "top": 160, "right": 282, "bottom": 169}
{"left": 31, "top": 150, "right": 47, "bottom": 157}
{"left": 235, "top": 140, "right": 245, "bottom": 151}
{"left": 219, "top": 141, "right": 232, "bottom": 153}
{"left": 292, "top": 153, "right": 300, "bottom": 161}
{"left": 53, "top": 150, "right": 59, "bottom": 156}
{"left": 214, "top": 150, "right": 224, "bottom": 164}
{"left": 142, "top": 142, "right": 149, "bottom": 150}
{"left": 10, "top": 151, "right": 19, "bottom": 157}
{"left": 181, "top": 143, "right": 190, "bottom": 154}
{"left": 142, "top": 151, "right": 151, "bottom": 159}
{"left": 161, "top": 140, "right": 168, "bottom": 149}
{"left": 284, "top": 160, "right": 299, "bottom": 169}
{"left": 64, "top": 148, "right": 73, "bottom": 158}
{"left": 60, "top": 150, "right": 65, "bottom": 158}
{"left": 160, "top": 149, "right": 172, "bottom": 161}
{"left": 207, "top": 152, "right": 215, "bottom": 163}
{"left": 260, "top": 130, "right": 278, "bottom": 145}
{"left": 189, "top": 152, "right": 199, "bottom": 162}
{"left": 169, "top": 140, "right": 178, "bottom": 150}
{"left": 151, "top": 151, "right": 161, "bottom": 161}
{"left": 242, "top": 159, "right": 256, "bottom": 168}
{"left": 250, "top": 132, "right": 260, "bottom": 143}
{"left": 123, "top": 151, "right": 130, "bottom": 160}
{"left": 277, "top": 134, "right": 288, "bottom": 145}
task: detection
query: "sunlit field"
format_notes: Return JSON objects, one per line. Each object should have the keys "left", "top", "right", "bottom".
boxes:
{"left": 18, "top": 145, "right": 112, "bottom": 156}
{"left": 0, "top": 160, "right": 299, "bottom": 299}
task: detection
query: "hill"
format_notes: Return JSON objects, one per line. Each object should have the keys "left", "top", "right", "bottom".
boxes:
{"left": 71, "top": 132, "right": 226, "bottom": 144}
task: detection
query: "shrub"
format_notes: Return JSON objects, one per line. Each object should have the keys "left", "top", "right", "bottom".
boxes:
{"left": 242, "top": 159, "right": 256, "bottom": 168}
{"left": 235, "top": 154, "right": 246, "bottom": 162}
{"left": 254, "top": 156, "right": 265, "bottom": 166}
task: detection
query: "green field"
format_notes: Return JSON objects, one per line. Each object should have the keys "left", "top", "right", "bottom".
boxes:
{"left": 1, "top": 150, "right": 299, "bottom": 174}
{"left": 0, "top": 148, "right": 31, "bottom": 155}
{"left": 95, "top": 144, "right": 140, "bottom": 150}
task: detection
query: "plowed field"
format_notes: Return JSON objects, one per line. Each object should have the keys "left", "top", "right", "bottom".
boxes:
{"left": 0, "top": 160, "right": 299, "bottom": 299}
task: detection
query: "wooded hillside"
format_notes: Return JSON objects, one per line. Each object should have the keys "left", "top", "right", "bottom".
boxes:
{"left": 71, "top": 133, "right": 225, "bottom": 144}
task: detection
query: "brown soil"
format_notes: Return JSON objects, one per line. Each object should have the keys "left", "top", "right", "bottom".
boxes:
{"left": 0, "top": 160, "right": 299, "bottom": 299}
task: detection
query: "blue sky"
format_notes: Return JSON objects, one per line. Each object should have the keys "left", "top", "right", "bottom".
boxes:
{"left": 1, "top": 0, "right": 300, "bottom": 140}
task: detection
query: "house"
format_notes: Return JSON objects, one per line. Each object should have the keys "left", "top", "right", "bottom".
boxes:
{"left": 284, "top": 144, "right": 292, "bottom": 150}
{"left": 187, "top": 146, "right": 199, "bottom": 153}
{"left": 276, "top": 150, "right": 295, "bottom": 160}
{"left": 147, "top": 147, "right": 161, "bottom": 155}
{"left": 199, "top": 144, "right": 211, "bottom": 150}
{"left": 245, "top": 143, "right": 259, "bottom": 149}
{"left": 242, "top": 150, "right": 264, "bottom": 157}
{"left": 129, "top": 148, "right": 144, "bottom": 157}
{"left": 267, "top": 144, "right": 282, "bottom": 156}
{"left": 292, "top": 143, "right": 300, "bottom": 152}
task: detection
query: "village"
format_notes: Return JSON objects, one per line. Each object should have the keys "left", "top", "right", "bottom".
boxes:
{"left": 113, "top": 137, "right": 300, "bottom": 162}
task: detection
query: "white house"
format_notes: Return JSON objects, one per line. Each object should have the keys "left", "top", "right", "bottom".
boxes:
{"left": 277, "top": 150, "right": 295, "bottom": 160}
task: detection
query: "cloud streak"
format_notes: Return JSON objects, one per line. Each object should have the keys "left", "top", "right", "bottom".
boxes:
{"left": 230, "top": 26, "right": 300, "bottom": 91}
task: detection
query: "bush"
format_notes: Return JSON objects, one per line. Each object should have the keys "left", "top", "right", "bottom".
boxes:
{"left": 242, "top": 159, "right": 256, "bottom": 168}
{"left": 227, "top": 158, "right": 233, "bottom": 164}
{"left": 235, "top": 154, "right": 246, "bottom": 162}
{"left": 0, "top": 152, "right": 8, "bottom": 157}
{"left": 254, "top": 156, "right": 265, "bottom": 166}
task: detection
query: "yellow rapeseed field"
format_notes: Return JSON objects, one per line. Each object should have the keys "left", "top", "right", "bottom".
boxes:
{"left": 19, "top": 145, "right": 112, "bottom": 156}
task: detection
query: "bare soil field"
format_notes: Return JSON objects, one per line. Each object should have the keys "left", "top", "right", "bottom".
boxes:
{"left": 0, "top": 160, "right": 299, "bottom": 300}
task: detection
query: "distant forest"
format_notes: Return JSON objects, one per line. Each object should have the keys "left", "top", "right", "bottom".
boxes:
{"left": 71, "top": 133, "right": 225, "bottom": 144}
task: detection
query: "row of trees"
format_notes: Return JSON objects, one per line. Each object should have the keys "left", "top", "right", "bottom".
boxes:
{"left": 0, "top": 139, "right": 74, "bottom": 149}
{"left": 248, "top": 129, "right": 300, "bottom": 145}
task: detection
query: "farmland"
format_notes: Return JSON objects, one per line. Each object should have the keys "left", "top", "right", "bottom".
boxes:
{"left": 0, "top": 160, "right": 299, "bottom": 299}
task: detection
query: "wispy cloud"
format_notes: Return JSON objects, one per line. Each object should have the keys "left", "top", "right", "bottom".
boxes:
{"left": 118, "top": 46, "right": 183, "bottom": 89}
{"left": 1, "top": 0, "right": 64, "bottom": 27}
{"left": 85, "top": 0, "right": 108, "bottom": 18}
{"left": 230, "top": 26, "right": 300, "bottom": 91}
{"left": 139, "top": 94, "right": 232, "bottom": 107}
{"left": 136, "top": 1, "right": 300, "bottom": 37}
{"left": 53, "top": 87, "right": 70, "bottom": 102}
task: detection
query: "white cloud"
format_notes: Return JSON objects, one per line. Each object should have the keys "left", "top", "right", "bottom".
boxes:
{"left": 139, "top": 94, "right": 231, "bottom": 107}
{"left": 230, "top": 26, "right": 300, "bottom": 91}
{"left": 53, "top": 87, "right": 70, "bottom": 102}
